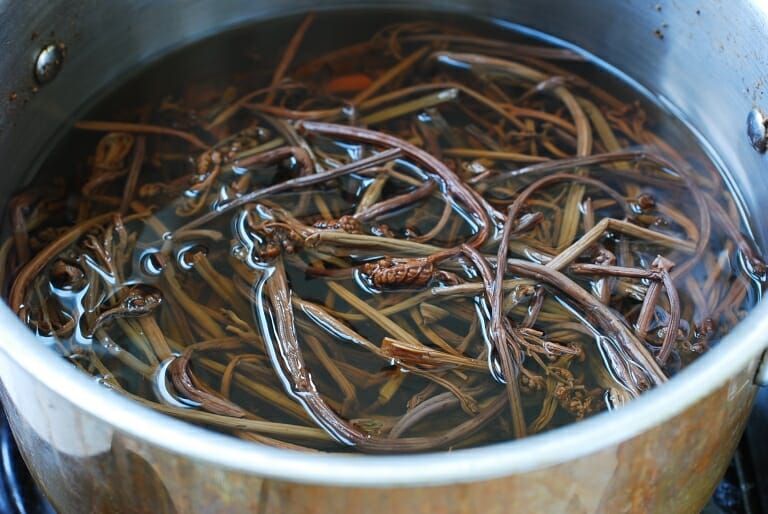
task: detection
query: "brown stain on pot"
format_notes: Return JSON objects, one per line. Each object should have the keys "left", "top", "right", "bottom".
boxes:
{"left": 44, "top": 361, "right": 745, "bottom": 514}
{"left": 1, "top": 358, "right": 754, "bottom": 513}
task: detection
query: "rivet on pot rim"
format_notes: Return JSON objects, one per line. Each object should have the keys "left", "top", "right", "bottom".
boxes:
{"left": 34, "top": 44, "right": 64, "bottom": 85}
{"left": 746, "top": 108, "right": 768, "bottom": 153}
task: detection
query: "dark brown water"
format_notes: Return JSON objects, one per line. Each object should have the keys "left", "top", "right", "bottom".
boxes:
{"left": 2, "top": 9, "right": 763, "bottom": 452}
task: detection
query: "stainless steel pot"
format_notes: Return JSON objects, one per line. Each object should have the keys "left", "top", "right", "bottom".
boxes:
{"left": 1, "top": 1, "right": 768, "bottom": 513}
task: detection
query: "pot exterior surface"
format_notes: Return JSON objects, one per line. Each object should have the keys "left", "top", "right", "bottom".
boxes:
{"left": 1, "top": 0, "right": 768, "bottom": 513}
{"left": 0, "top": 346, "right": 757, "bottom": 514}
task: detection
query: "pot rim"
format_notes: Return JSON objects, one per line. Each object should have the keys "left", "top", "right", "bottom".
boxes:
{"left": 1, "top": 0, "right": 767, "bottom": 488}
{"left": 0, "top": 294, "right": 765, "bottom": 488}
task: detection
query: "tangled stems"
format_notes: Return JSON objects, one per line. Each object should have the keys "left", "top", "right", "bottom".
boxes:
{"left": 256, "top": 258, "right": 506, "bottom": 453}
{"left": 296, "top": 121, "right": 498, "bottom": 249}
{"left": 4, "top": 15, "right": 764, "bottom": 454}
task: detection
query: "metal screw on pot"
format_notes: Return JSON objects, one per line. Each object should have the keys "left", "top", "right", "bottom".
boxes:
{"left": 34, "top": 44, "right": 64, "bottom": 85}
{"left": 747, "top": 108, "right": 768, "bottom": 153}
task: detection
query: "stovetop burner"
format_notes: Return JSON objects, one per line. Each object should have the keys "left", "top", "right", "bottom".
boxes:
{"left": 2, "top": 390, "right": 767, "bottom": 514}
{"left": 703, "top": 440, "right": 760, "bottom": 514}
{"left": 0, "top": 412, "right": 55, "bottom": 514}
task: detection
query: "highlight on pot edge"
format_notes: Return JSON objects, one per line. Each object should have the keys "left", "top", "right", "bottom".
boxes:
{"left": 2, "top": 10, "right": 764, "bottom": 453}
